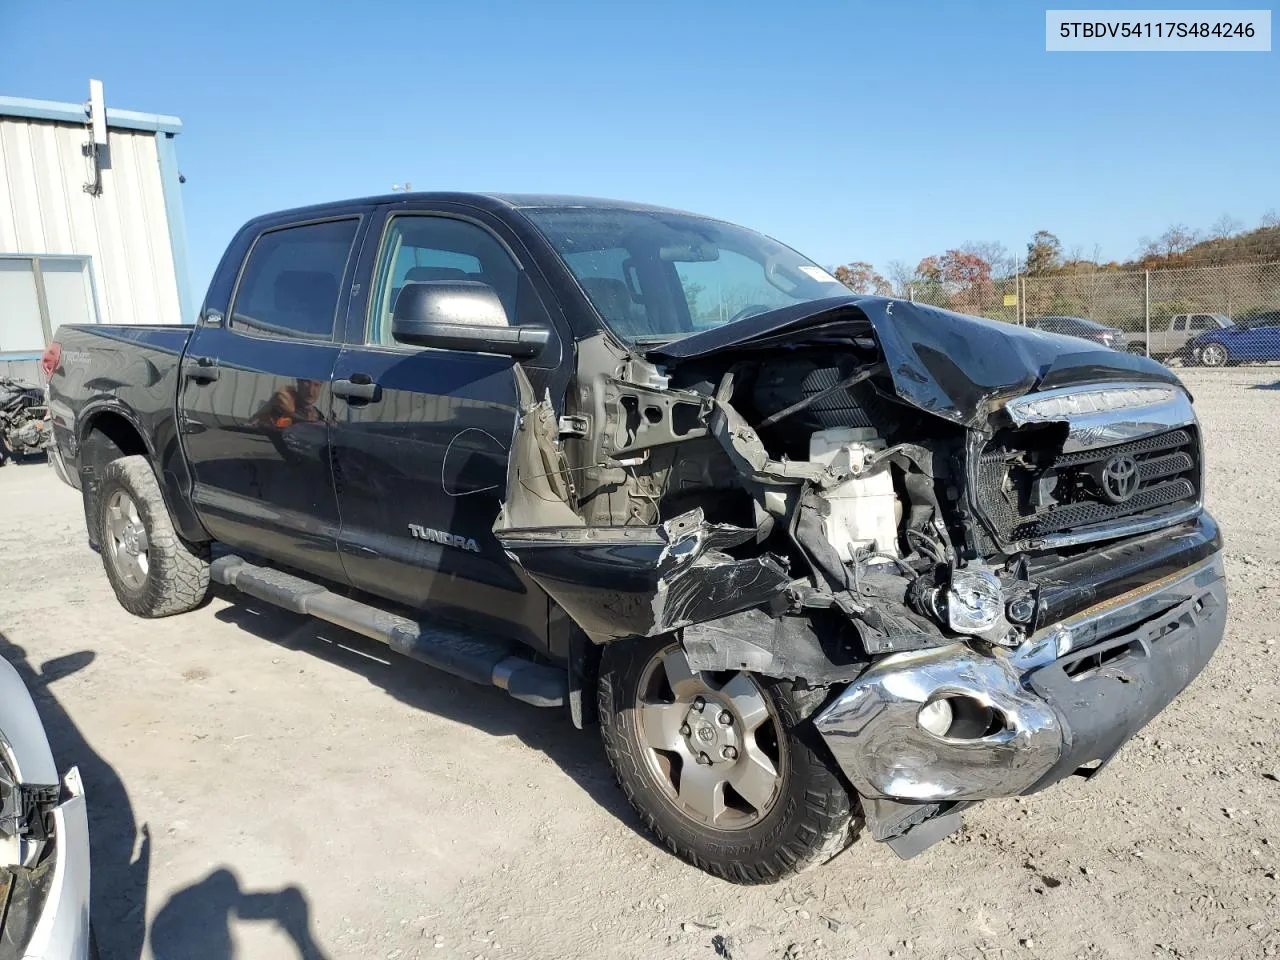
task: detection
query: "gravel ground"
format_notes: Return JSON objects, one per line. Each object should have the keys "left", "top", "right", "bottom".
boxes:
{"left": 0, "top": 367, "right": 1277, "bottom": 960}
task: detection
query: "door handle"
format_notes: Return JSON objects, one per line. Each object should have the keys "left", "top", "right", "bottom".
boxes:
{"left": 183, "top": 356, "right": 219, "bottom": 382}
{"left": 332, "top": 375, "right": 380, "bottom": 402}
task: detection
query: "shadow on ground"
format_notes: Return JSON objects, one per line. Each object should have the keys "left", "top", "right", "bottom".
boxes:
{"left": 0, "top": 631, "right": 149, "bottom": 960}
{"left": 150, "top": 868, "right": 329, "bottom": 960}
{"left": 209, "top": 588, "right": 643, "bottom": 840}
{"left": 1249, "top": 380, "right": 1280, "bottom": 390}
{"left": 0, "top": 630, "right": 333, "bottom": 960}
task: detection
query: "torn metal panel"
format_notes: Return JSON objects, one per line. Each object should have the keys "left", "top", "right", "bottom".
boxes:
{"left": 649, "top": 295, "right": 1182, "bottom": 426}
{"left": 603, "top": 378, "right": 711, "bottom": 459}
{"left": 681, "top": 608, "right": 868, "bottom": 682}
{"left": 495, "top": 365, "right": 581, "bottom": 531}
{"left": 708, "top": 399, "right": 826, "bottom": 485}
{"left": 497, "top": 509, "right": 791, "bottom": 642}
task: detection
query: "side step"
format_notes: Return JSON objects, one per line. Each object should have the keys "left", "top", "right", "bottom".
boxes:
{"left": 209, "top": 555, "right": 566, "bottom": 708}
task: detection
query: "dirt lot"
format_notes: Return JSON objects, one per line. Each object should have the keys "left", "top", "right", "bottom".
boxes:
{"left": 1, "top": 367, "right": 1277, "bottom": 960}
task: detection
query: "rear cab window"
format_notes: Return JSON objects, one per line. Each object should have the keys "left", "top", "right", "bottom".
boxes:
{"left": 229, "top": 218, "right": 360, "bottom": 341}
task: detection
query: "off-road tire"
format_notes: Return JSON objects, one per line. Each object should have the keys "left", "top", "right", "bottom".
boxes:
{"left": 598, "top": 634, "right": 855, "bottom": 884}
{"left": 96, "top": 455, "right": 210, "bottom": 617}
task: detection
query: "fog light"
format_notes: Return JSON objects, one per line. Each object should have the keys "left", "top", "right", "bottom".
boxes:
{"left": 946, "top": 570, "right": 1004, "bottom": 634}
{"left": 917, "top": 698, "right": 954, "bottom": 737}
{"left": 1007, "top": 594, "right": 1035, "bottom": 624}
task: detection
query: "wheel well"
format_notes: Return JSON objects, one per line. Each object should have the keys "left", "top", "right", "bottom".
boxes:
{"left": 83, "top": 411, "right": 148, "bottom": 464}
{"left": 80, "top": 412, "right": 149, "bottom": 548}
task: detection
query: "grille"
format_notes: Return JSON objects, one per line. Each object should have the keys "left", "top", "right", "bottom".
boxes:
{"left": 976, "top": 428, "right": 1200, "bottom": 545}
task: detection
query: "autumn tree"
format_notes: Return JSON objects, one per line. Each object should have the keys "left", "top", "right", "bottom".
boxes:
{"left": 832, "top": 261, "right": 891, "bottom": 295}
{"left": 961, "top": 241, "right": 1016, "bottom": 279}
{"left": 905, "top": 256, "right": 948, "bottom": 306}
{"left": 939, "top": 249, "right": 994, "bottom": 313}
{"left": 1025, "top": 231, "right": 1062, "bottom": 275}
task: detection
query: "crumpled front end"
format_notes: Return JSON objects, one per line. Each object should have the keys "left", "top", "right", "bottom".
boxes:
{"left": 495, "top": 298, "right": 1226, "bottom": 858}
{"left": 814, "top": 552, "right": 1225, "bottom": 804}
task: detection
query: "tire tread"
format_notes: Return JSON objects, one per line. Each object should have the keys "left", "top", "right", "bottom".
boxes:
{"left": 97, "top": 455, "right": 210, "bottom": 618}
{"left": 597, "top": 639, "right": 854, "bottom": 884}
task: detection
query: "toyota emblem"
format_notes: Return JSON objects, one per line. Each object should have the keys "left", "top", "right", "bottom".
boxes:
{"left": 1100, "top": 454, "right": 1139, "bottom": 503}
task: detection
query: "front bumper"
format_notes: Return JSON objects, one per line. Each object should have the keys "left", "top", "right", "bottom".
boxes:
{"left": 814, "top": 551, "right": 1226, "bottom": 805}
{"left": 20, "top": 769, "right": 91, "bottom": 960}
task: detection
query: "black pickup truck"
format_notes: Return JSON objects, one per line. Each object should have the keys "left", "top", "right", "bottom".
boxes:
{"left": 46, "top": 193, "right": 1226, "bottom": 883}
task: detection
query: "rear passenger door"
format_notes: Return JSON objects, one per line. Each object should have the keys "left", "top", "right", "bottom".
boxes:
{"left": 328, "top": 206, "right": 565, "bottom": 649}
{"left": 179, "top": 214, "right": 367, "bottom": 582}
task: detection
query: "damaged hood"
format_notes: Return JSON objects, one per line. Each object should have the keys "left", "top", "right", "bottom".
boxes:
{"left": 648, "top": 295, "right": 1182, "bottom": 425}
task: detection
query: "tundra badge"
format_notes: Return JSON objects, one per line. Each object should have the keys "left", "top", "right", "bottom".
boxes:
{"left": 408, "top": 524, "right": 481, "bottom": 553}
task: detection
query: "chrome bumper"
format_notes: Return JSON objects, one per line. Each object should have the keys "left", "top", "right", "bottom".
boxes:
{"left": 814, "top": 553, "right": 1227, "bottom": 803}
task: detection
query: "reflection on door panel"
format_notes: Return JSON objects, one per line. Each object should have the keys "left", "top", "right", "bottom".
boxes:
{"left": 330, "top": 211, "right": 550, "bottom": 649}
{"left": 179, "top": 217, "right": 359, "bottom": 581}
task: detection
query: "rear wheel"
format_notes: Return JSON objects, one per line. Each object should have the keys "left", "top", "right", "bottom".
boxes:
{"left": 598, "top": 636, "right": 854, "bottom": 883}
{"left": 1199, "top": 343, "right": 1229, "bottom": 367}
{"left": 96, "top": 455, "right": 210, "bottom": 617}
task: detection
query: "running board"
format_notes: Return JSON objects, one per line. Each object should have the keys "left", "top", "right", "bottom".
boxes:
{"left": 209, "top": 555, "right": 566, "bottom": 708}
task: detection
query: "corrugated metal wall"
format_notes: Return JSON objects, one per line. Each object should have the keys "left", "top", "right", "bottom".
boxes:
{"left": 0, "top": 117, "right": 181, "bottom": 327}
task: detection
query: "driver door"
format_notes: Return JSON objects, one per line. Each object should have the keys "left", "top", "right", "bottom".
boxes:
{"left": 328, "top": 205, "right": 565, "bottom": 649}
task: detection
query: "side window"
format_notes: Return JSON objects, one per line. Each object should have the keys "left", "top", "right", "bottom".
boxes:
{"left": 370, "top": 215, "right": 520, "bottom": 344}
{"left": 1189, "top": 314, "right": 1214, "bottom": 331}
{"left": 1172, "top": 316, "right": 1187, "bottom": 331}
{"left": 229, "top": 218, "right": 359, "bottom": 341}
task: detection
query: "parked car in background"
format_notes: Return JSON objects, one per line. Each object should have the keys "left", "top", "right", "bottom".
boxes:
{"left": 1129, "top": 313, "right": 1232, "bottom": 362}
{"left": 1188, "top": 310, "right": 1280, "bottom": 366}
{"left": 0, "top": 653, "right": 91, "bottom": 958}
{"left": 1029, "top": 315, "right": 1127, "bottom": 350}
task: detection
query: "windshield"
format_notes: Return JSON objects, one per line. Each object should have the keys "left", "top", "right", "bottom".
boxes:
{"left": 524, "top": 207, "right": 848, "bottom": 342}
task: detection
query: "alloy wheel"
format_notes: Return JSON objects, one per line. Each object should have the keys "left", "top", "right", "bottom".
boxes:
{"left": 634, "top": 644, "right": 785, "bottom": 830}
{"left": 104, "top": 489, "right": 150, "bottom": 589}
{"left": 1200, "top": 344, "right": 1228, "bottom": 367}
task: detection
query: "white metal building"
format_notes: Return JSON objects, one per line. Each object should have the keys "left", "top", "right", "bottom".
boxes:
{"left": 0, "top": 86, "right": 191, "bottom": 381}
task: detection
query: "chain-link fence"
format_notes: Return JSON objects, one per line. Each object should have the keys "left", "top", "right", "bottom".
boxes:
{"left": 906, "top": 260, "right": 1280, "bottom": 366}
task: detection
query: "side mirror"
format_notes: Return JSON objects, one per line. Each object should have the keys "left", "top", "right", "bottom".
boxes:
{"left": 391, "top": 281, "right": 550, "bottom": 359}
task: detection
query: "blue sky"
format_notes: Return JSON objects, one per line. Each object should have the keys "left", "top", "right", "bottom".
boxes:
{"left": 3, "top": 1, "right": 1276, "bottom": 293}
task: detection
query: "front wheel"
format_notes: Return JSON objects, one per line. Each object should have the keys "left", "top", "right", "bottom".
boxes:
{"left": 96, "top": 455, "right": 210, "bottom": 617}
{"left": 598, "top": 636, "right": 854, "bottom": 883}
{"left": 1199, "top": 343, "right": 1230, "bottom": 367}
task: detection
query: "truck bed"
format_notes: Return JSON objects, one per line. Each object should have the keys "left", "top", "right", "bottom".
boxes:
{"left": 46, "top": 323, "right": 200, "bottom": 539}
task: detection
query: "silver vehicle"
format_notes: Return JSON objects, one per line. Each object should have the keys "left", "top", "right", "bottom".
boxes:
{"left": 1130, "top": 312, "right": 1232, "bottom": 361}
{"left": 0, "top": 655, "right": 91, "bottom": 959}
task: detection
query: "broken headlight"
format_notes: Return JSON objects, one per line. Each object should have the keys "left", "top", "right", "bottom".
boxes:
{"left": 1007, "top": 385, "right": 1177, "bottom": 423}
{"left": 945, "top": 570, "right": 1004, "bottom": 635}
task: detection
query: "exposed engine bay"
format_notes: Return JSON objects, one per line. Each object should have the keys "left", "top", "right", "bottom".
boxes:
{"left": 498, "top": 300, "right": 1090, "bottom": 673}
{"left": 495, "top": 295, "right": 1224, "bottom": 854}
